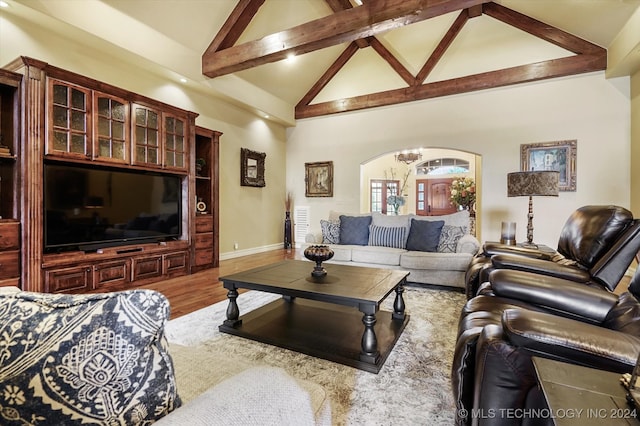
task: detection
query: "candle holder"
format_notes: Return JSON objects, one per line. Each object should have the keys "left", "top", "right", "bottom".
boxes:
{"left": 500, "top": 221, "right": 517, "bottom": 245}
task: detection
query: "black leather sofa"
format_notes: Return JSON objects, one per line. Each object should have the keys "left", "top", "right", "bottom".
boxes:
{"left": 465, "top": 205, "right": 640, "bottom": 299}
{"left": 452, "top": 266, "right": 640, "bottom": 426}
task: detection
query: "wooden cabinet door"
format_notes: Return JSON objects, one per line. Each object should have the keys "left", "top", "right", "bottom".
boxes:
{"left": 47, "top": 79, "right": 92, "bottom": 159}
{"left": 44, "top": 265, "right": 93, "bottom": 293}
{"left": 94, "top": 92, "right": 130, "bottom": 164}
{"left": 163, "top": 113, "right": 188, "bottom": 171}
{"left": 132, "top": 103, "right": 162, "bottom": 167}
{"left": 415, "top": 178, "right": 458, "bottom": 216}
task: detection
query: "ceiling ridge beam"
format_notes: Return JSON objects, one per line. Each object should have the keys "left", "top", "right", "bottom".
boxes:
{"left": 416, "top": 8, "right": 469, "bottom": 84}
{"left": 202, "top": 0, "right": 490, "bottom": 78}
{"left": 297, "top": 42, "right": 360, "bottom": 108}
{"left": 295, "top": 53, "right": 606, "bottom": 119}
{"left": 482, "top": 2, "right": 605, "bottom": 55}
{"left": 203, "top": 0, "right": 266, "bottom": 56}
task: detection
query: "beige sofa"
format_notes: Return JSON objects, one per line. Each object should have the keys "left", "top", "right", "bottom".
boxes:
{"left": 304, "top": 210, "right": 480, "bottom": 289}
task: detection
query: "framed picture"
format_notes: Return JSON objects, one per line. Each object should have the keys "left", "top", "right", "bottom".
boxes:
{"left": 305, "top": 161, "right": 333, "bottom": 197}
{"left": 520, "top": 140, "right": 577, "bottom": 191}
{"left": 240, "top": 148, "right": 266, "bottom": 187}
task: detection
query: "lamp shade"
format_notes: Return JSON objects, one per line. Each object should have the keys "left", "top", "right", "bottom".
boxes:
{"left": 507, "top": 171, "right": 560, "bottom": 197}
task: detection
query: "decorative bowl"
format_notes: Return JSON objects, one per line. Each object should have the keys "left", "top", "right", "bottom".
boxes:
{"left": 303, "top": 245, "right": 334, "bottom": 278}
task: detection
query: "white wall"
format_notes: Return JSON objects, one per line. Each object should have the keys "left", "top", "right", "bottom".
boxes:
{"left": 287, "top": 72, "right": 631, "bottom": 247}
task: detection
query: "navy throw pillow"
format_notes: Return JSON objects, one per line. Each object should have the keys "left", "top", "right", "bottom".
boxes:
{"left": 406, "top": 219, "right": 445, "bottom": 252}
{"left": 339, "top": 215, "right": 372, "bottom": 245}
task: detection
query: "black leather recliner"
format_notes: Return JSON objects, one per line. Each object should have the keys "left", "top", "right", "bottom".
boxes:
{"left": 465, "top": 205, "right": 640, "bottom": 298}
{"left": 452, "top": 266, "right": 640, "bottom": 426}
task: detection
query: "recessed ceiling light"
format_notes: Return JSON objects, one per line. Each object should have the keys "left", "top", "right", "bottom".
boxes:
{"left": 0, "top": 1, "right": 10, "bottom": 8}
{"left": 179, "top": 77, "right": 187, "bottom": 83}
{"left": 285, "top": 53, "right": 296, "bottom": 63}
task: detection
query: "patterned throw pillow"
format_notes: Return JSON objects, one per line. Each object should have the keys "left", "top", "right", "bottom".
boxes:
{"left": 406, "top": 219, "right": 445, "bottom": 252}
{"left": 0, "top": 289, "right": 181, "bottom": 425}
{"left": 368, "top": 225, "right": 407, "bottom": 249}
{"left": 437, "top": 225, "right": 467, "bottom": 253}
{"left": 339, "top": 215, "right": 372, "bottom": 245}
{"left": 320, "top": 219, "right": 340, "bottom": 244}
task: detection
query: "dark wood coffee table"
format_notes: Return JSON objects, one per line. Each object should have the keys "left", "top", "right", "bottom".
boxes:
{"left": 218, "top": 260, "right": 410, "bottom": 373}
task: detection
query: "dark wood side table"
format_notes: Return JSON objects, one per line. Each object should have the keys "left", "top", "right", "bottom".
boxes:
{"left": 533, "top": 357, "right": 640, "bottom": 425}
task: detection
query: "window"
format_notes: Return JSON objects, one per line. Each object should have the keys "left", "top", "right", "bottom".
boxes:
{"left": 416, "top": 158, "right": 469, "bottom": 175}
{"left": 370, "top": 179, "right": 399, "bottom": 214}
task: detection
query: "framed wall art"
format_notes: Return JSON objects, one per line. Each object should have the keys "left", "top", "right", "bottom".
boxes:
{"left": 305, "top": 161, "right": 333, "bottom": 197}
{"left": 520, "top": 140, "right": 577, "bottom": 191}
{"left": 240, "top": 148, "right": 266, "bottom": 187}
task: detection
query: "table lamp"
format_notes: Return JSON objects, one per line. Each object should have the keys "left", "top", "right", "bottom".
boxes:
{"left": 507, "top": 171, "right": 560, "bottom": 248}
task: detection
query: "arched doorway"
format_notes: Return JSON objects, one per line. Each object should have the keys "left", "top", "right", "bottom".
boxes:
{"left": 360, "top": 148, "right": 480, "bottom": 237}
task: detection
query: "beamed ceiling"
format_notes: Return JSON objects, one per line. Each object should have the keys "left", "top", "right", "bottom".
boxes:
{"left": 4, "top": 0, "right": 640, "bottom": 126}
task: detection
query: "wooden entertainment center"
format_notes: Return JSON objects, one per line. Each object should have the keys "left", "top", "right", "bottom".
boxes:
{"left": 0, "top": 57, "right": 221, "bottom": 293}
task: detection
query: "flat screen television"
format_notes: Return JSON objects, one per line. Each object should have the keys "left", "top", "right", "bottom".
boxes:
{"left": 44, "top": 162, "right": 182, "bottom": 253}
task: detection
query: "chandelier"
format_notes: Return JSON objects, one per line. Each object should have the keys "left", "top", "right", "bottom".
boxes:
{"left": 395, "top": 151, "right": 422, "bottom": 165}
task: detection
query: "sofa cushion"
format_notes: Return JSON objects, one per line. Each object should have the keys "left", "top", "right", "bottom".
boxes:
{"left": 371, "top": 213, "right": 411, "bottom": 246}
{"left": 320, "top": 219, "right": 340, "bottom": 244}
{"left": 0, "top": 289, "right": 180, "bottom": 426}
{"left": 406, "top": 219, "right": 445, "bottom": 252}
{"left": 438, "top": 225, "right": 467, "bottom": 253}
{"left": 400, "top": 251, "right": 473, "bottom": 271}
{"left": 368, "top": 225, "right": 407, "bottom": 249}
{"left": 351, "top": 245, "right": 404, "bottom": 266}
{"left": 411, "top": 210, "right": 470, "bottom": 230}
{"left": 339, "top": 215, "right": 372, "bottom": 245}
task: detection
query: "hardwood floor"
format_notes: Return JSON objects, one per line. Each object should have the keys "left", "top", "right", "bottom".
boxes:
{"left": 140, "top": 248, "right": 301, "bottom": 319}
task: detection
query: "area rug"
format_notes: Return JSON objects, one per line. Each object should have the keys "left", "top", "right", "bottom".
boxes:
{"left": 165, "top": 285, "right": 466, "bottom": 425}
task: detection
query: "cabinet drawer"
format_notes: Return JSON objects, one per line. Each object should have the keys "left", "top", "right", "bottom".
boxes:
{"left": 94, "top": 260, "right": 131, "bottom": 289}
{"left": 0, "top": 251, "right": 19, "bottom": 279}
{"left": 0, "top": 222, "right": 19, "bottom": 251}
{"left": 194, "top": 249, "right": 214, "bottom": 266}
{"left": 195, "top": 233, "right": 213, "bottom": 249}
{"left": 164, "top": 251, "right": 188, "bottom": 275}
{"left": 45, "top": 265, "right": 92, "bottom": 293}
{"left": 132, "top": 255, "right": 163, "bottom": 281}
{"left": 195, "top": 216, "right": 213, "bottom": 233}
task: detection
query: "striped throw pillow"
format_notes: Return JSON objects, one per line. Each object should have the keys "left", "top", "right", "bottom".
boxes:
{"left": 368, "top": 225, "right": 407, "bottom": 249}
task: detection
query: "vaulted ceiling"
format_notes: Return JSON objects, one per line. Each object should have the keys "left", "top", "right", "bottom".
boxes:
{"left": 4, "top": 0, "right": 640, "bottom": 126}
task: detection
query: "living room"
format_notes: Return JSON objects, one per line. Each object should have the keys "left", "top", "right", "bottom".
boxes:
{"left": 1, "top": 1, "right": 640, "bottom": 425}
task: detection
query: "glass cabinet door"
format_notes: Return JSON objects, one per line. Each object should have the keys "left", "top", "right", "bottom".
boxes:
{"left": 94, "top": 92, "right": 129, "bottom": 164}
{"left": 48, "top": 79, "right": 91, "bottom": 158}
{"left": 132, "top": 103, "right": 161, "bottom": 167}
{"left": 164, "top": 114, "right": 187, "bottom": 170}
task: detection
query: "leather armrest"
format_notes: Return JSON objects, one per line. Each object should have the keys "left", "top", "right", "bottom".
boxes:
{"left": 502, "top": 308, "right": 640, "bottom": 373}
{"left": 490, "top": 269, "right": 618, "bottom": 323}
{"left": 491, "top": 254, "right": 591, "bottom": 282}
{"left": 483, "top": 242, "right": 554, "bottom": 260}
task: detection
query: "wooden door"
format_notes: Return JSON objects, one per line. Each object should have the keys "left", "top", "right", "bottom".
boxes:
{"left": 415, "top": 178, "right": 457, "bottom": 216}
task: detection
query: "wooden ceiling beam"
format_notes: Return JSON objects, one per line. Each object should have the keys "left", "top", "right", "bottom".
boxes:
{"left": 369, "top": 38, "right": 415, "bottom": 86}
{"left": 295, "top": 53, "right": 607, "bottom": 119}
{"left": 203, "top": 0, "right": 266, "bottom": 56}
{"left": 202, "top": 0, "right": 490, "bottom": 77}
{"left": 483, "top": 2, "right": 604, "bottom": 55}
{"left": 325, "top": 0, "right": 370, "bottom": 48}
{"left": 297, "top": 42, "right": 360, "bottom": 108}
{"left": 415, "top": 8, "right": 469, "bottom": 84}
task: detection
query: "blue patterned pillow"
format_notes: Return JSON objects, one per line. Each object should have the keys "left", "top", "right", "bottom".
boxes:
{"left": 0, "top": 289, "right": 180, "bottom": 425}
{"left": 320, "top": 219, "right": 340, "bottom": 244}
{"left": 368, "top": 225, "right": 407, "bottom": 249}
{"left": 437, "top": 225, "right": 467, "bottom": 253}
{"left": 406, "top": 219, "right": 445, "bottom": 252}
{"left": 339, "top": 215, "right": 372, "bottom": 245}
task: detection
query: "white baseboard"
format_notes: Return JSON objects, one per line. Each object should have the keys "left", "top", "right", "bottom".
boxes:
{"left": 219, "top": 243, "right": 283, "bottom": 261}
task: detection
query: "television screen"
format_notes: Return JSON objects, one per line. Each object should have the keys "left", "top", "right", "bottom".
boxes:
{"left": 44, "top": 163, "right": 182, "bottom": 253}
